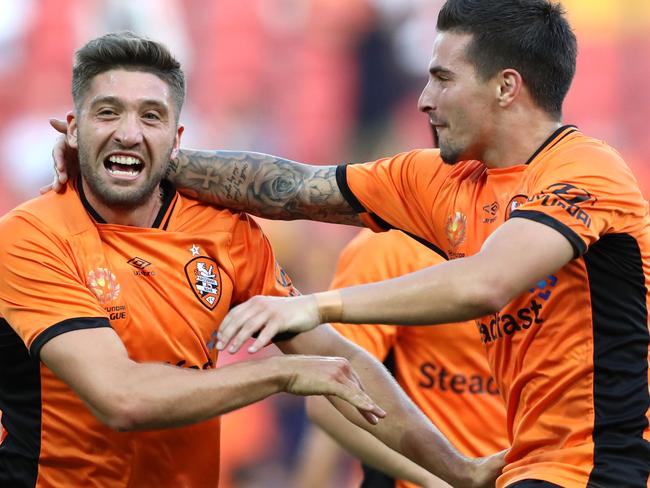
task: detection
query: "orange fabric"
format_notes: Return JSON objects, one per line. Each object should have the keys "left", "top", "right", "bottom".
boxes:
{"left": 342, "top": 127, "right": 650, "bottom": 488}
{"left": 331, "top": 229, "right": 508, "bottom": 488}
{"left": 0, "top": 180, "right": 296, "bottom": 488}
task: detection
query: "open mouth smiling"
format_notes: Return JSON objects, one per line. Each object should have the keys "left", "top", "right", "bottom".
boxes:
{"left": 104, "top": 155, "right": 144, "bottom": 178}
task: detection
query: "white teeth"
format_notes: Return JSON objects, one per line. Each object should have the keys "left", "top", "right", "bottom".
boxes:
{"left": 108, "top": 168, "right": 138, "bottom": 176}
{"left": 108, "top": 155, "right": 141, "bottom": 165}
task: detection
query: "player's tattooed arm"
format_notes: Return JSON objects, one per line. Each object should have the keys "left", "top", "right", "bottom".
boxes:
{"left": 166, "top": 150, "right": 364, "bottom": 226}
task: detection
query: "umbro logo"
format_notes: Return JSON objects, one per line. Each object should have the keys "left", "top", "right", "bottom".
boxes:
{"left": 481, "top": 202, "right": 499, "bottom": 223}
{"left": 127, "top": 257, "right": 151, "bottom": 270}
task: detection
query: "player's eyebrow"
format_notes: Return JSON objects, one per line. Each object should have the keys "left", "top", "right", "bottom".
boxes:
{"left": 89, "top": 95, "right": 169, "bottom": 112}
{"left": 429, "top": 66, "right": 455, "bottom": 78}
{"left": 89, "top": 95, "right": 124, "bottom": 108}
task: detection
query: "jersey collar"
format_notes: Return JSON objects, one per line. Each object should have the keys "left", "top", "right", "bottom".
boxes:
{"left": 77, "top": 178, "right": 178, "bottom": 229}
{"left": 525, "top": 125, "right": 578, "bottom": 165}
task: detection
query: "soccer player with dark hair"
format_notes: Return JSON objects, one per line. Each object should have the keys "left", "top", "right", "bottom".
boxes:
{"left": 0, "top": 31, "right": 505, "bottom": 487}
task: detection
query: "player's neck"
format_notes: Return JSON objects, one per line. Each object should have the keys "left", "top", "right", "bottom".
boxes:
{"left": 482, "top": 112, "right": 563, "bottom": 169}
{"left": 81, "top": 179, "right": 164, "bottom": 227}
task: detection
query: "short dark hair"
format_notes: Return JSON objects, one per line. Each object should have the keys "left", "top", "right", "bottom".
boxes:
{"left": 437, "top": 0, "right": 577, "bottom": 118}
{"left": 72, "top": 31, "right": 185, "bottom": 117}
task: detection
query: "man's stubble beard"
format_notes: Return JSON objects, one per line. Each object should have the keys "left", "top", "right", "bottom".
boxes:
{"left": 77, "top": 139, "right": 171, "bottom": 210}
{"left": 432, "top": 127, "right": 462, "bottom": 165}
{"left": 439, "top": 143, "right": 462, "bottom": 165}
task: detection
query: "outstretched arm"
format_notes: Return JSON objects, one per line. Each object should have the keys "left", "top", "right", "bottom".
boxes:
{"left": 216, "top": 217, "right": 574, "bottom": 352}
{"left": 276, "top": 325, "right": 506, "bottom": 488}
{"left": 39, "top": 327, "right": 385, "bottom": 431}
{"left": 166, "top": 149, "right": 363, "bottom": 225}
{"left": 305, "top": 397, "right": 452, "bottom": 487}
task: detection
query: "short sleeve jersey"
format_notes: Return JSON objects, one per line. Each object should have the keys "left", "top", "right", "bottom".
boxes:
{"left": 337, "top": 126, "right": 650, "bottom": 488}
{"left": 330, "top": 229, "right": 508, "bottom": 488}
{"left": 0, "top": 179, "right": 296, "bottom": 488}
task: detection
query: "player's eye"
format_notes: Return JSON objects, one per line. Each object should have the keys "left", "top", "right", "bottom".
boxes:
{"left": 97, "top": 108, "right": 117, "bottom": 117}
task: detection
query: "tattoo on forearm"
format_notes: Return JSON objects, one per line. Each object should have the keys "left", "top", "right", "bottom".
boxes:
{"left": 166, "top": 150, "right": 363, "bottom": 226}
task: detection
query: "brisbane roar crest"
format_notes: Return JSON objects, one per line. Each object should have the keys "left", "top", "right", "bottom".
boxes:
{"left": 184, "top": 256, "right": 223, "bottom": 310}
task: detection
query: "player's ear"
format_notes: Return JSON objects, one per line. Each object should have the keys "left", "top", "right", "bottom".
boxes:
{"left": 170, "top": 125, "right": 184, "bottom": 159}
{"left": 67, "top": 111, "right": 79, "bottom": 149}
{"left": 496, "top": 69, "right": 522, "bottom": 107}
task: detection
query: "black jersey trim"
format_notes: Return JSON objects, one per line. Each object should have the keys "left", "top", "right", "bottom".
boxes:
{"left": 30, "top": 317, "right": 112, "bottom": 358}
{"left": 507, "top": 481, "right": 563, "bottom": 488}
{"left": 335, "top": 164, "right": 366, "bottom": 213}
{"left": 401, "top": 231, "right": 449, "bottom": 260}
{"left": 335, "top": 165, "right": 391, "bottom": 231}
{"left": 336, "top": 165, "right": 448, "bottom": 258}
{"left": 509, "top": 209, "right": 587, "bottom": 258}
{"left": 584, "top": 234, "right": 650, "bottom": 486}
{"left": 77, "top": 178, "right": 178, "bottom": 229}
{"left": 152, "top": 179, "right": 178, "bottom": 229}
{"left": 525, "top": 125, "right": 577, "bottom": 165}
{"left": 161, "top": 195, "right": 179, "bottom": 230}
{"left": 77, "top": 179, "right": 107, "bottom": 224}
{"left": 0, "top": 319, "right": 41, "bottom": 488}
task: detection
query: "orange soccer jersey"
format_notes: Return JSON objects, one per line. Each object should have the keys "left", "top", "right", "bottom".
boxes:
{"left": 330, "top": 229, "right": 508, "bottom": 488}
{"left": 0, "top": 179, "right": 296, "bottom": 488}
{"left": 336, "top": 126, "right": 650, "bottom": 487}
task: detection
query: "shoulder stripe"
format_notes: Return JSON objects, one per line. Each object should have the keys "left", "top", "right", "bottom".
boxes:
{"left": 30, "top": 317, "right": 112, "bottom": 358}
{"left": 509, "top": 209, "right": 586, "bottom": 257}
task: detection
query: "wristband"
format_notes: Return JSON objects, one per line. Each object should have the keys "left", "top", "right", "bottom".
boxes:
{"left": 314, "top": 290, "right": 343, "bottom": 324}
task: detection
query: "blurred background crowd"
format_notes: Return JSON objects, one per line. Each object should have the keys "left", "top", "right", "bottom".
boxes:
{"left": 0, "top": 1, "right": 648, "bottom": 487}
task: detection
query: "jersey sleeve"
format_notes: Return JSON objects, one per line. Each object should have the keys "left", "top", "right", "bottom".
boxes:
{"left": 0, "top": 212, "right": 110, "bottom": 357}
{"left": 337, "top": 149, "right": 453, "bottom": 247}
{"left": 509, "top": 143, "right": 645, "bottom": 257}
{"left": 227, "top": 213, "right": 298, "bottom": 305}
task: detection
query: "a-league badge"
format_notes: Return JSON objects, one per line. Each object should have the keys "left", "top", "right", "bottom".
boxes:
{"left": 184, "top": 256, "right": 222, "bottom": 310}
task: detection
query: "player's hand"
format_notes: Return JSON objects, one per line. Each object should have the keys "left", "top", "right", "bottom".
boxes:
{"left": 462, "top": 449, "right": 507, "bottom": 488}
{"left": 280, "top": 354, "right": 386, "bottom": 425}
{"left": 40, "top": 116, "right": 78, "bottom": 194}
{"left": 217, "top": 294, "right": 321, "bottom": 354}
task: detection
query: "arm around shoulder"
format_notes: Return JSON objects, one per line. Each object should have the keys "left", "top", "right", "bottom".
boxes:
{"left": 167, "top": 149, "right": 363, "bottom": 225}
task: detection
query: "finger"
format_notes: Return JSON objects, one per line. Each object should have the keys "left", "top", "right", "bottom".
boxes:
{"left": 333, "top": 384, "right": 386, "bottom": 422}
{"left": 248, "top": 320, "right": 281, "bottom": 353}
{"left": 342, "top": 380, "right": 386, "bottom": 420}
{"left": 49, "top": 118, "right": 67, "bottom": 134}
{"left": 58, "top": 171, "right": 69, "bottom": 185}
{"left": 39, "top": 183, "right": 54, "bottom": 195}
{"left": 229, "top": 316, "right": 274, "bottom": 353}
{"left": 217, "top": 304, "right": 260, "bottom": 350}
{"left": 52, "top": 138, "right": 67, "bottom": 174}
{"left": 359, "top": 410, "right": 379, "bottom": 425}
